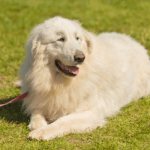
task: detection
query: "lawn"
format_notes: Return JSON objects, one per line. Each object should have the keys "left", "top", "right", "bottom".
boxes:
{"left": 0, "top": 0, "right": 150, "bottom": 149}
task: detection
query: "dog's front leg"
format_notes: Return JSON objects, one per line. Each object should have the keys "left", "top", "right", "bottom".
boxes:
{"left": 28, "top": 110, "right": 105, "bottom": 140}
{"left": 28, "top": 113, "right": 48, "bottom": 131}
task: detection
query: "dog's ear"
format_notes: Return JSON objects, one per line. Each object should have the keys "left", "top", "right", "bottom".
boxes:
{"left": 31, "top": 36, "right": 47, "bottom": 60}
{"left": 25, "top": 36, "right": 52, "bottom": 93}
{"left": 84, "top": 30, "right": 93, "bottom": 54}
{"left": 25, "top": 23, "right": 47, "bottom": 60}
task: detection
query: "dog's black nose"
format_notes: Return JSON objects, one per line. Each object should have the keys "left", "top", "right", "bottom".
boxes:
{"left": 74, "top": 51, "right": 85, "bottom": 63}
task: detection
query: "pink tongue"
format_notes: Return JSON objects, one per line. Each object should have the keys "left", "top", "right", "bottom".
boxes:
{"left": 68, "top": 66, "right": 79, "bottom": 75}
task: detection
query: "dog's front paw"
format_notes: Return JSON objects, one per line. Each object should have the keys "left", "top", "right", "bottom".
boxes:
{"left": 28, "top": 128, "right": 56, "bottom": 140}
{"left": 28, "top": 129, "right": 45, "bottom": 140}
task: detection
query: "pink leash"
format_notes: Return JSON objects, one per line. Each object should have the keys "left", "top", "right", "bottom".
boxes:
{"left": 0, "top": 92, "right": 28, "bottom": 108}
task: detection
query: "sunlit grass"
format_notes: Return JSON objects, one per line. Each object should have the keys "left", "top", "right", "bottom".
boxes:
{"left": 0, "top": 0, "right": 150, "bottom": 149}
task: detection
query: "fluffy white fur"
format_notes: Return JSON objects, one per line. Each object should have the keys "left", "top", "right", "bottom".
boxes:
{"left": 20, "top": 16, "right": 150, "bottom": 140}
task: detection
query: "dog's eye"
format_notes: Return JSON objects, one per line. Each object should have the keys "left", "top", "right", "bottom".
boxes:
{"left": 76, "top": 37, "right": 80, "bottom": 40}
{"left": 57, "top": 37, "right": 65, "bottom": 42}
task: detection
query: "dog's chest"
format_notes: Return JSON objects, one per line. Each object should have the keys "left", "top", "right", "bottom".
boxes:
{"left": 44, "top": 87, "right": 80, "bottom": 122}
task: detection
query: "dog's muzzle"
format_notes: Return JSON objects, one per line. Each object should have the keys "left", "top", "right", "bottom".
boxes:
{"left": 55, "top": 51, "right": 85, "bottom": 77}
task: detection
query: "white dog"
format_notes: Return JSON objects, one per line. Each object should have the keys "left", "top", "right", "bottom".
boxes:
{"left": 20, "top": 16, "right": 150, "bottom": 140}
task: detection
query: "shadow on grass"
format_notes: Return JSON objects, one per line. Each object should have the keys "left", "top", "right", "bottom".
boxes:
{"left": 0, "top": 97, "right": 28, "bottom": 124}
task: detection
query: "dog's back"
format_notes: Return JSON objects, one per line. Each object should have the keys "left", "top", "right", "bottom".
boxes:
{"left": 97, "top": 32, "right": 150, "bottom": 100}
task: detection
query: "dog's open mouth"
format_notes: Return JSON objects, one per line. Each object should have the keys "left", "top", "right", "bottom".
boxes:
{"left": 55, "top": 60, "right": 79, "bottom": 77}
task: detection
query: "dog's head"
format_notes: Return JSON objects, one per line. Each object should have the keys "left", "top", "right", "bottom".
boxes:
{"left": 27, "top": 16, "right": 93, "bottom": 78}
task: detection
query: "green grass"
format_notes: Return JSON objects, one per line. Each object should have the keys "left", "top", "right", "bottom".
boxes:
{"left": 0, "top": 0, "right": 150, "bottom": 149}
